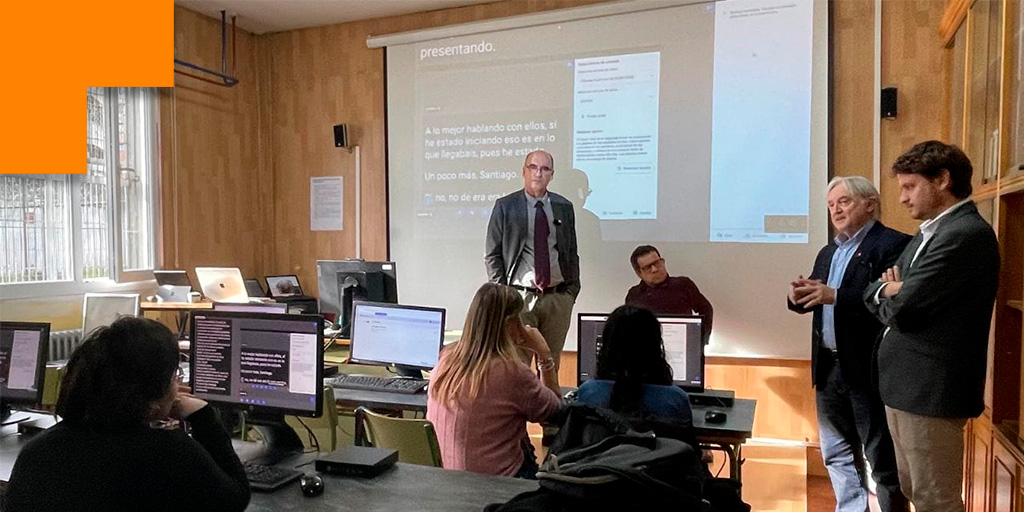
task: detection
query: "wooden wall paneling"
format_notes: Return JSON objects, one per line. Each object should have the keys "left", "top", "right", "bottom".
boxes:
{"left": 162, "top": 7, "right": 267, "bottom": 283}
{"left": 879, "top": 0, "right": 952, "bottom": 234}
{"left": 706, "top": 358, "right": 817, "bottom": 442}
{"left": 832, "top": 0, "right": 876, "bottom": 180}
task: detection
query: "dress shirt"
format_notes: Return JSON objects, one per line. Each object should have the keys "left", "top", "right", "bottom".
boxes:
{"left": 822, "top": 220, "right": 875, "bottom": 350}
{"left": 511, "top": 191, "right": 563, "bottom": 288}
{"left": 874, "top": 198, "right": 973, "bottom": 304}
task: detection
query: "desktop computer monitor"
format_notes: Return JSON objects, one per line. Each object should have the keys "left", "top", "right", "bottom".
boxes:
{"left": 0, "top": 321, "right": 50, "bottom": 422}
{"left": 316, "top": 260, "right": 398, "bottom": 332}
{"left": 577, "top": 313, "right": 705, "bottom": 393}
{"left": 190, "top": 311, "right": 324, "bottom": 456}
{"left": 195, "top": 267, "right": 249, "bottom": 303}
{"left": 82, "top": 293, "right": 140, "bottom": 336}
{"left": 349, "top": 301, "right": 445, "bottom": 375}
{"left": 212, "top": 302, "right": 289, "bottom": 314}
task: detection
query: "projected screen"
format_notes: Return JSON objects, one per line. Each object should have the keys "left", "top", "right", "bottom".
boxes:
{"left": 387, "top": 0, "right": 828, "bottom": 358}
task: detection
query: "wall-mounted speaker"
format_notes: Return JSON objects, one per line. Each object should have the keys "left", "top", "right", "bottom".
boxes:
{"left": 881, "top": 87, "right": 898, "bottom": 119}
{"left": 334, "top": 124, "right": 349, "bottom": 148}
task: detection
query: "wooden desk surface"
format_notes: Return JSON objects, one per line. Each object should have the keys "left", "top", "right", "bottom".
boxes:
{"left": 140, "top": 301, "right": 214, "bottom": 311}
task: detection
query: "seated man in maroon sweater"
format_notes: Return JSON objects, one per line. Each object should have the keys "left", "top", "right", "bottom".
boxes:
{"left": 624, "top": 245, "right": 714, "bottom": 344}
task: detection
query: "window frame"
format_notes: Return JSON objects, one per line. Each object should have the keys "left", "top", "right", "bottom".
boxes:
{"left": 1, "top": 88, "right": 160, "bottom": 300}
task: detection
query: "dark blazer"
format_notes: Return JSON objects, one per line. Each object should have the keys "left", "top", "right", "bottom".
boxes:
{"left": 485, "top": 189, "right": 581, "bottom": 299}
{"left": 788, "top": 221, "right": 911, "bottom": 391}
{"left": 864, "top": 202, "right": 999, "bottom": 418}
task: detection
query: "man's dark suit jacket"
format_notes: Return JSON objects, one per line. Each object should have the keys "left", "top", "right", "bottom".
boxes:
{"left": 864, "top": 201, "right": 999, "bottom": 418}
{"left": 788, "top": 222, "right": 911, "bottom": 391}
{"left": 485, "top": 189, "right": 581, "bottom": 299}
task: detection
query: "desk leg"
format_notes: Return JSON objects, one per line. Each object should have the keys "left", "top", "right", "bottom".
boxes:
{"left": 704, "top": 442, "right": 744, "bottom": 497}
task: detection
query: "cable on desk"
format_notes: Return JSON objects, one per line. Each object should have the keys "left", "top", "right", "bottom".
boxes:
{"left": 294, "top": 416, "right": 320, "bottom": 453}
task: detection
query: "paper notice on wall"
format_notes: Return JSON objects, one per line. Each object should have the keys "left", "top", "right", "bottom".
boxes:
{"left": 310, "top": 177, "right": 343, "bottom": 231}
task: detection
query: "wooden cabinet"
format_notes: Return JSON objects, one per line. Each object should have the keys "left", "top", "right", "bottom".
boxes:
{"left": 992, "top": 427, "right": 1023, "bottom": 512}
{"left": 968, "top": 417, "right": 994, "bottom": 512}
{"left": 947, "top": 0, "right": 1024, "bottom": 509}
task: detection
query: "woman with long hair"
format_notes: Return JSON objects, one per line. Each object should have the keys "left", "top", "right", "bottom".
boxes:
{"left": 427, "top": 282, "right": 562, "bottom": 478}
{"left": 4, "top": 317, "right": 250, "bottom": 512}
{"left": 578, "top": 305, "right": 693, "bottom": 424}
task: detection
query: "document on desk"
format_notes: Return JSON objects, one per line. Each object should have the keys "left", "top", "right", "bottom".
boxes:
{"left": 310, "top": 176, "right": 343, "bottom": 231}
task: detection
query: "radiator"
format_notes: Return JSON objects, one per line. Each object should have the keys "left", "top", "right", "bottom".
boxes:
{"left": 49, "top": 329, "right": 84, "bottom": 361}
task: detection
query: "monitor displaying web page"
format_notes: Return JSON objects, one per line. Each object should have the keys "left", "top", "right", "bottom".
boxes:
{"left": 0, "top": 322, "right": 49, "bottom": 408}
{"left": 577, "top": 313, "right": 704, "bottom": 392}
{"left": 349, "top": 302, "right": 445, "bottom": 371}
{"left": 189, "top": 311, "right": 323, "bottom": 417}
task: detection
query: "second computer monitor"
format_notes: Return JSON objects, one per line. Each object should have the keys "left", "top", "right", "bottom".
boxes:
{"left": 0, "top": 321, "right": 50, "bottom": 416}
{"left": 349, "top": 302, "right": 445, "bottom": 372}
{"left": 189, "top": 311, "right": 324, "bottom": 418}
{"left": 316, "top": 260, "right": 398, "bottom": 330}
{"left": 577, "top": 313, "right": 705, "bottom": 393}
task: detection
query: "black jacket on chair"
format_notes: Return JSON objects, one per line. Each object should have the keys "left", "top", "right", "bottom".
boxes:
{"left": 788, "top": 221, "right": 911, "bottom": 391}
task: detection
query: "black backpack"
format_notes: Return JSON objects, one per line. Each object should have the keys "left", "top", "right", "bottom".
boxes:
{"left": 538, "top": 404, "right": 704, "bottom": 506}
{"left": 483, "top": 404, "right": 706, "bottom": 511}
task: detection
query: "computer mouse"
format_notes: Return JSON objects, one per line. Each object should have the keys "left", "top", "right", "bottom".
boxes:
{"left": 705, "top": 410, "right": 727, "bottom": 424}
{"left": 300, "top": 474, "right": 325, "bottom": 497}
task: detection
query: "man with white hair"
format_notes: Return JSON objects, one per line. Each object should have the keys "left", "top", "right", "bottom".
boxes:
{"left": 788, "top": 176, "right": 911, "bottom": 512}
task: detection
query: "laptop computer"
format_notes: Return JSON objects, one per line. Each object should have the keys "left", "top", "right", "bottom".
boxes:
{"left": 195, "top": 267, "right": 249, "bottom": 303}
{"left": 154, "top": 270, "right": 193, "bottom": 302}
{"left": 265, "top": 274, "right": 311, "bottom": 300}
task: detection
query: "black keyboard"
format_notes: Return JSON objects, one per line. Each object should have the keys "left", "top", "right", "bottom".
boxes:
{"left": 328, "top": 374, "right": 428, "bottom": 394}
{"left": 244, "top": 462, "right": 302, "bottom": 492}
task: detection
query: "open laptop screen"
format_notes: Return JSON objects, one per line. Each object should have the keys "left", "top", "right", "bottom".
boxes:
{"left": 577, "top": 313, "right": 704, "bottom": 393}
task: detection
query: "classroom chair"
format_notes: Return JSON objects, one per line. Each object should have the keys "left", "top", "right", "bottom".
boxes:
{"left": 354, "top": 406, "right": 443, "bottom": 467}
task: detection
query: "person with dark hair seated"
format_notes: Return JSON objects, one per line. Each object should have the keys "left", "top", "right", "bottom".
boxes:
{"left": 577, "top": 305, "right": 693, "bottom": 426}
{"left": 3, "top": 317, "right": 250, "bottom": 512}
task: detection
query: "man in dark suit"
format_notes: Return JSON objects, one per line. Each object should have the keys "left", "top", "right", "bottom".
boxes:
{"left": 486, "top": 150, "right": 580, "bottom": 367}
{"left": 864, "top": 141, "right": 999, "bottom": 512}
{"left": 788, "top": 176, "right": 911, "bottom": 512}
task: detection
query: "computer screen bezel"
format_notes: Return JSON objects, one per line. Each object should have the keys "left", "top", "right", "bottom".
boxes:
{"left": 0, "top": 321, "right": 51, "bottom": 406}
{"left": 576, "top": 312, "right": 705, "bottom": 393}
{"left": 265, "top": 274, "right": 304, "bottom": 298}
{"left": 348, "top": 301, "right": 446, "bottom": 371}
{"left": 188, "top": 310, "right": 325, "bottom": 418}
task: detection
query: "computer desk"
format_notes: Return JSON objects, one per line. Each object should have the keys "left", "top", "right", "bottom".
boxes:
{"left": 0, "top": 416, "right": 536, "bottom": 511}
{"left": 690, "top": 398, "right": 756, "bottom": 484}
{"left": 238, "top": 445, "right": 538, "bottom": 512}
{"left": 326, "top": 381, "right": 755, "bottom": 484}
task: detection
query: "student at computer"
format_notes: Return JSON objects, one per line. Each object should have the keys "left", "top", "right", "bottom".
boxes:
{"left": 577, "top": 305, "right": 693, "bottom": 425}
{"left": 427, "top": 283, "right": 562, "bottom": 479}
{"left": 3, "top": 317, "right": 250, "bottom": 512}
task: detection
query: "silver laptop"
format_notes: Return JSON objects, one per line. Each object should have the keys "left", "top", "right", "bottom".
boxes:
{"left": 195, "top": 267, "right": 249, "bottom": 303}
